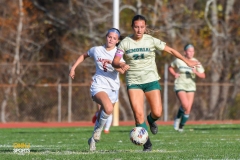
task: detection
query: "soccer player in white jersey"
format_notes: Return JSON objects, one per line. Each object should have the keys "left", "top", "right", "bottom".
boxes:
{"left": 169, "top": 44, "right": 205, "bottom": 132}
{"left": 112, "top": 15, "right": 200, "bottom": 151}
{"left": 69, "top": 28, "right": 125, "bottom": 151}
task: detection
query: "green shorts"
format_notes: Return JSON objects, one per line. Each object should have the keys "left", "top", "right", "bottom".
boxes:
{"left": 127, "top": 81, "right": 161, "bottom": 92}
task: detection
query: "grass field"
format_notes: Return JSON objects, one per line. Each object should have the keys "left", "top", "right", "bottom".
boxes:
{"left": 0, "top": 124, "right": 239, "bottom": 159}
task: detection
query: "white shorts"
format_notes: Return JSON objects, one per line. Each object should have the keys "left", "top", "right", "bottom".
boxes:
{"left": 90, "top": 87, "right": 119, "bottom": 103}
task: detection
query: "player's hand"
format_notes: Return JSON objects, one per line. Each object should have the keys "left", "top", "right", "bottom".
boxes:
{"left": 186, "top": 59, "right": 200, "bottom": 68}
{"left": 174, "top": 73, "right": 180, "bottom": 78}
{"left": 120, "top": 63, "right": 130, "bottom": 71}
{"left": 192, "top": 67, "right": 197, "bottom": 74}
{"left": 69, "top": 69, "right": 75, "bottom": 79}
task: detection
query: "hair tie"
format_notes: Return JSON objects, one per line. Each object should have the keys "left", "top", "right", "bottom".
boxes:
{"left": 184, "top": 44, "right": 194, "bottom": 51}
{"left": 107, "top": 28, "right": 120, "bottom": 38}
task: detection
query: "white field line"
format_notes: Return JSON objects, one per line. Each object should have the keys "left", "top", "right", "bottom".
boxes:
{"left": 0, "top": 149, "right": 180, "bottom": 155}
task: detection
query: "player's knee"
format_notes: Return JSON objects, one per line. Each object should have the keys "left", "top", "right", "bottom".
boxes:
{"left": 151, "top": 111, "right": 162, "bottom": 119}
{"left": 103, "top": 106, "right": 113, "bottom": 115}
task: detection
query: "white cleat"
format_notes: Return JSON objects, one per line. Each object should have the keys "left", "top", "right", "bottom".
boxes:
{"left": 174, "top": 118, "right": 181, "bottom": 131}
{"left": 88, "top": 137, "right": 96, "bottom": 151}
{"left": 93, "top": 128, "right": 102, "bottom": 142}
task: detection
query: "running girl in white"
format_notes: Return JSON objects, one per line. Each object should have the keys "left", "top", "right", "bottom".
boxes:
{"left": 169, "top": 44, "right": 205, "bottom": 132}
{"left": 69, "top": 28, "right": 125, "bottom": 151}
{"left": 112, "top": 15, "right": 200, "bottom": 151}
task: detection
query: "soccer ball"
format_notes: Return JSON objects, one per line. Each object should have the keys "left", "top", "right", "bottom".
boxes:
{"left": 129, "top": 127, "right": 148, "bottom": 146}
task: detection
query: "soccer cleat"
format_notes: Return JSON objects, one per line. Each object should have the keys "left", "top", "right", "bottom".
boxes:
{"left": 174, "top": 118, "right": 181, "bottom": 131}
{"left": 104, "top": 130, "right": 110, "bottom": 134}
{"left": 143, "top": 138, "right": 152, "bottom": 152}
{"left": 178, "top": 124, "right": 184, "bottom": 132}
{"left": 93, "top": 128, "right": 102, "bottom": 142}
{"left": 147, "top": 116, "right": 158, "bottom": 135}
{"left": 88, "top": 137, "right": 96, "bottom": 151}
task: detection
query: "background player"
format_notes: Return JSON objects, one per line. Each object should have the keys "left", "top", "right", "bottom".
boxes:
{"left": 169, "top": 44, "right": 206, "bottom": 132}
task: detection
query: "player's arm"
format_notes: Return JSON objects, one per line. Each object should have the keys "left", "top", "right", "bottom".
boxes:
{"left": 115, "top": 67, "right": 125, "bottom": 74}
{"left": 192, "top": 67, "right": 206, "bottom": 79}
{"left": 112, "top": 49, "right": 130, "bottom": 71}
{"left": 164, "top": 46, "right": 200, "bottom": 67}
{"left": 168, "top": 66, "right": 180, "bottom": 78}
{"left": 69, "top": 53, "right": 89, "bottom": 79}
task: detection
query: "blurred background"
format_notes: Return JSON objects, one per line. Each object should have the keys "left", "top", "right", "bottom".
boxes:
{"left": 0, "top": 0, "right": 239, "bottom": 123}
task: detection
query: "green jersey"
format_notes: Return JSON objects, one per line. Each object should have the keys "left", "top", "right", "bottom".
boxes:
{"left": 117, "top": 34, "right": 166, "bottom": 85}
{"left": 170, "top": 58, "right": 205, "bottom": 91}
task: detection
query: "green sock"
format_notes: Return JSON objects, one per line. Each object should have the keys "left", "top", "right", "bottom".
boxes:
{"left": 136, "top": 122, "right": 148, "bottom": 131}
{"left": 176, "top": 107, "right": 184, "bottom": 119}
{"left": 180, "top": 114, "right": 189, "bottom": 126}
{"left": 147, "top": 113, "right": 158, "bottom": 124}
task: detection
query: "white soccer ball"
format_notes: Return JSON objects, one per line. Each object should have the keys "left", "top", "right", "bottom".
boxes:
{"left": 129, "top": 127, "right": 148, "bottom": 146}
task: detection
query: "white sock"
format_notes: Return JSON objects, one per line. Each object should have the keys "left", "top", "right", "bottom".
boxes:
{"left": 94, "top": 110, "right": 110, "bottom": 131}
{"left": 104, "top": 114, "right": 112, "bottom": 131}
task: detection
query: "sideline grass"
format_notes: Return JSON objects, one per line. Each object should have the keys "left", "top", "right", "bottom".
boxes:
{"left": 0, "top": 124, "right": 239, "bottom": 159}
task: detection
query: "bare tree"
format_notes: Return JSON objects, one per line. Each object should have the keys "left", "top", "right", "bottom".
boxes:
{"left": 205, "top": 0, "right": 237, "bottom": 119}
{"left": 0, "top": 0, "right": 24, "bottom": 122}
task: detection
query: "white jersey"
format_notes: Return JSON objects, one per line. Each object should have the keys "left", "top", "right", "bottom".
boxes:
{"left": 88, "top": 45, "right": 124, "bottom": 90}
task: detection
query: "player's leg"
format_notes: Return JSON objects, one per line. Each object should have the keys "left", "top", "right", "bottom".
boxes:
{"left": 144, "top": 81, "right": 162, "bottom": 135}
{"left": 128, "top": 89, "right": 145, "bottom": 125}
{"left": 174, "top": 93, "right": 184, "bottom": 130}
{"left": 104, "top": 113, "right": 112, "bottom": 134}
{"left": 145, "top": 89, "right": 162, "bottom": 134}
{"left": 93, "top": 106, "right": 103, "bottom": 131}
{"left": 177, "top": 91, "right": 195, "bottom": 131}
{"left": 89, "top": 104, "right": 107, "bottom": 151}
{"left": 92, "top": 91, "right": 113, "bottom": 141}
{"left": 92, "top": 104, "right": 101, "bottom": 123}
{"left": 143, "top": 89, "right": 162, "bottom": 152}
{"left": 127, "top": 88, "right": 152, "bottom": 151}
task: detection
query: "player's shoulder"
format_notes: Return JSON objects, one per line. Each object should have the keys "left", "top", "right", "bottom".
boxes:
{"left": 174, "top": 58, "right": 182, "bottom": 62}
{"left": 172, "top": 58, "right": 186, "bottom": 66}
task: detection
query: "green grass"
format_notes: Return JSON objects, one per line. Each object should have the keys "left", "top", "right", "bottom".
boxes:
{"left": 0, "top": 124, "right": 239, "bottom": 159}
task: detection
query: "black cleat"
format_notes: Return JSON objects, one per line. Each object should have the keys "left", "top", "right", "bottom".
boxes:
{"left": 143, "top": 138, "right": 152, "bottom": 152}
{"left": 147, "top": 116, "right": 158, "bottom": 135}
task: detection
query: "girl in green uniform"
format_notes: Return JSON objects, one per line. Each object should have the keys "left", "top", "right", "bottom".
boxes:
{"left": 169, "top": 44, "right": 205, "bottom": 132}
{"left": 112, "top": 15, "right": 200, "bottom": 151}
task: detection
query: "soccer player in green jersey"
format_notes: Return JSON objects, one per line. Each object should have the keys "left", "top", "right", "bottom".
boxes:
{"left": 112, "top": 15, "right": 200, "bottom": 151}
{"left": 169, "top": 44, "right": 206, "bottom": 132}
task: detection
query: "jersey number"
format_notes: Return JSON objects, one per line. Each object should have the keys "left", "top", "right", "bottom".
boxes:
{"left": 133, "top": 54, "right": 144, "bottom": 60}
